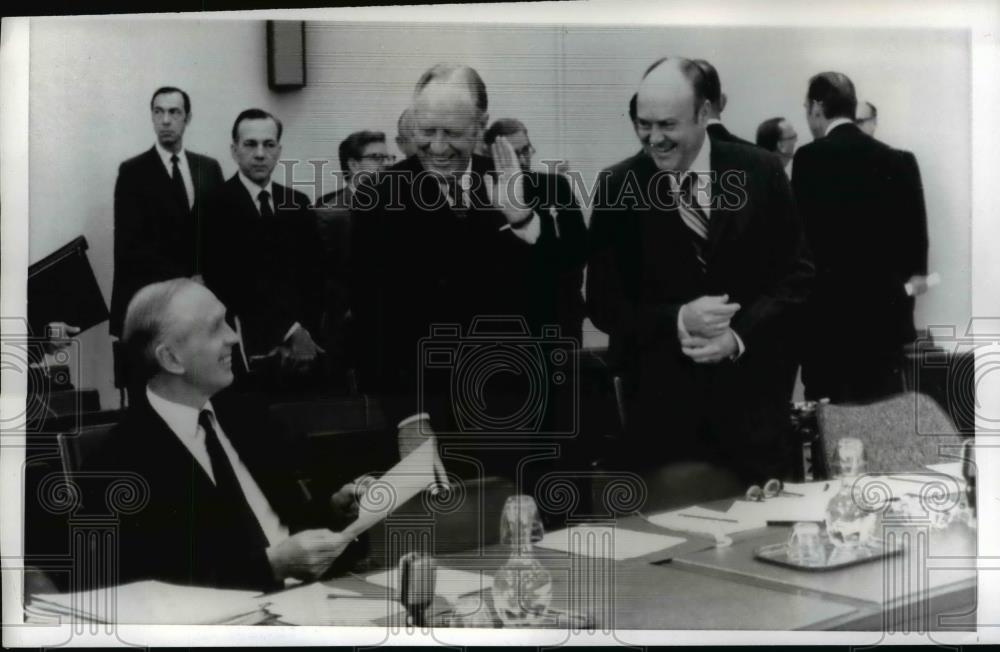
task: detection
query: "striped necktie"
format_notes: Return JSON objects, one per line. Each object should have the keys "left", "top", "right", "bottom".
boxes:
{"left": 675, "top": 172, "right": 709, "bottom": 270}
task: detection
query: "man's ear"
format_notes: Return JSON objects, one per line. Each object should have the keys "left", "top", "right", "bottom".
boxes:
{"left": 230, "top": 141, "right": 239, "bottom": 164}
{"left": 719, "top": 93, "right": 728, "bottom": 113}
{"left": 154, "top": 342, "right": 185, "bottom": 376}
{"left": 347, "top": 158, "right": 361, "bottom": 178}
{"left": 184, "top": 111, "right": 192, "bottom": 126}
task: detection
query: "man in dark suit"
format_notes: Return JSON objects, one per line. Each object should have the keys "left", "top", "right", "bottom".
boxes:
{"left": 483, "top": 118, "right": 588, "bottom": 345}
{"left": 314, "top": 131, "right": 396, "bottom": 390}
{"left": 588, "top": 57, "right": 813, "bottom": 483}
{"left": 351, "top": 64, "right": 586, "bottom": 483}
{"left": 202, "top": 109, "right": 325, "bottom": 386}
{"left": 110, "top": 87, "right": 224, "bottom": 340}
{"left": 692, "top": 59, "right": 756, "bottom": 147}
{"left": 88, "top": 279, "right": 358, "bottom": 592}
{"left": 756, "top": 116, "right": 798, "bottom": 177}
{"left": 793, "top": 72, "right": 929, "bottom": 403}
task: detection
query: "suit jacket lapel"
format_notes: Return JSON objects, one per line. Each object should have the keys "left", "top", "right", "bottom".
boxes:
{"left": 706, "top": 142, "right": 741, "bottom": 256}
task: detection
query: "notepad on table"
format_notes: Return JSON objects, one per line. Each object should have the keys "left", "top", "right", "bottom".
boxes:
{"left": 364, "top": 567, "right": 493, "bottom": 604}
{"left": 646, "top": 505, "right": 766, "bottom": 536}
{"left": 535, "top": 525, "right": 686, "bottom": 561}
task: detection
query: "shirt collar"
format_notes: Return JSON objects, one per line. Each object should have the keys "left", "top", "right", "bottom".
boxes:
{"left": 705, "top": 118, "right": 722, "bottom": 127}
{"left": 154, "top": 142, "right": 186, "bottom": 169}
{"left": 824, "top": 117, "right": 854, "bottom": 137}
{"left": 146, "top": 386, "right": 214, "bottom": 445}
{"left": 237, "top": 170, "right": 274, "bottom": 203}
{"left": 688, "top": 131, "right": 712, "bottom": 176}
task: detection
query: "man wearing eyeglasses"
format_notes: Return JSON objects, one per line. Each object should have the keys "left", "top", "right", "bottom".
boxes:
{"left": 587, "top": 57, "right": 813, "bottom": 484}
{"left": 755, "top": 117, "right": 798, "bottom": 177}
{"left": 484, "top": 118, "right": 587, "bottom": 345}
{"left": 314, "top": 131, "right": 395, "bottom": 390}
{"left": 202, "top": 109, "right": 325, "bottom": 392}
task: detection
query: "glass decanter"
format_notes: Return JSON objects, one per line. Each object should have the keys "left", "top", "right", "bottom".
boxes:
{"left": 824, "top": 438, "right": 879, "bottom": 547}
{"left": 492, "top": 495, "right": 553, "bottom": 626}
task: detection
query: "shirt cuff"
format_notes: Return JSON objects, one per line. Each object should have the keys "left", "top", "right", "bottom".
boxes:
{"left": 398, "top": 413, "right": 431, "bottom": 429}
{"left": 677, "top": 304, "right": 690, "bottom": 340}
{"left": 500, "top": 210, "right": 541, "bottom": 245}
{"left": 283, "top": 322, "right": 302, "bottom": 341}
{"left": 730, "top": 329, "right": 746, "bottom": 360}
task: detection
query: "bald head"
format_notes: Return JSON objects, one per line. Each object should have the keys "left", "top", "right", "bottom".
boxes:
{"left": 411, "top": 63, "right": 489, "bottom": 178}
{"left": 633, "top": 57, "right": 710, "bottom": 172}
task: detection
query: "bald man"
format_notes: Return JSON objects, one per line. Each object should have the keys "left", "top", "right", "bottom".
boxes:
{"left": 587, "top": 58, "right": 813, "bottom": 483}
{"left": 351, "top": 63, "right": 584, "bottom": 482}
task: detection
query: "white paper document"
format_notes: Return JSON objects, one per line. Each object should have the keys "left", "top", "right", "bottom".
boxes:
{"left": 364, "top": 566, "right": 493, "bottom": 604}
{"left": 646, "top": 505, "right": 766, "bottom": 536}
{"left": 342, "top": 436, "right": 442, "bottom": 540}
{"left": 262, "top": 582, "right": 403, "bottom": 625}
{"left": 29, "top": 581, "right": 262, "bottom": 625}
{"left": 726, "top": 482, "right": 836, "bottom": 524}
{"left": 535, "top": 525, "right": 686, "bottom": 561}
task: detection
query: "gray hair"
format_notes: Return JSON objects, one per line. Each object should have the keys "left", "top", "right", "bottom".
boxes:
{"left": 413, "top": 63, "right": 488, "bottom": 114}
{"left": 122, "top": 278, "right": 197, "bottom": 381}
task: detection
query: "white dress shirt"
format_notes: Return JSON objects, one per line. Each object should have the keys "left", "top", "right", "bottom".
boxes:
{"left": 146, "top": 387, "right": 290, "bottom": 547}
{"left": 154, "top": 142, "right": 194, "bottom": 209}
{"left": 824, "top": 117, "right": 854, "bottom": 137}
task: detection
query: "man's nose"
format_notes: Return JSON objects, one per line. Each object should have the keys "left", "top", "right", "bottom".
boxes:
{"left": 648, "top": 127, "right": 668, "bottom": 146}
{"left": 223, "top": 323, "right": 239, "bottom": 345}
{"left": 427, "top": 133, "right": 450, "bottom": 155}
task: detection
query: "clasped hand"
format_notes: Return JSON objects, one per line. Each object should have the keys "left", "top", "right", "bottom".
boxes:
{"left": 680, "top": 294, "right": 740, "bottom": 364}
{"left": 272, "top": 327, "right": 325, "bottom": 374}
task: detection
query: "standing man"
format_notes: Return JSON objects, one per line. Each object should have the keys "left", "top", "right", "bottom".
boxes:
{"left": 587, "top": 57, "right": 813, "bottom": 482}
{"left": 755, "top": 116, "right": 798, "bottom": 176}
{"left": 89, "top": 279, "right": 359, "bottom": 591}
{"left": 351, "top": 64, "right": 585, "bottom": 482}
{"left": 202, "top": 109, "right": 325, "bottom": 388}
{"left": 793, "top": 73, "right": 929, "bottom": 403}
{"left": 483, "top": 118, "right": 588, "bottom": 345}
{"left": 315, "top": 130, "right": 396, "bottom": 390}
{"left": 110, "top": 86, "right": 224, "bottom": 342}
{"left": 692, "top": 59, "right": 755, "bottom": 147}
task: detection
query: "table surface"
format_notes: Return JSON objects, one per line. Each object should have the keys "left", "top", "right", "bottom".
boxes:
{"left": 313, "top": 505, "right": 977, "bottom": 631}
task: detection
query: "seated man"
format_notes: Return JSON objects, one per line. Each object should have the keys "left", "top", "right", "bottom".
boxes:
{"left": 86, "top": 278, "right": 360, "bottom": 592}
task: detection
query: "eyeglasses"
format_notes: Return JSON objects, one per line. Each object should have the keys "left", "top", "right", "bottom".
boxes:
{"left": 360, "top": 154, "right": 397, "bottom": 164}
{"left": 514, "top": 144, "right": 535, "bottom": 158}
{"left": 745, "top": 478, "right": 803, "bottom": 502}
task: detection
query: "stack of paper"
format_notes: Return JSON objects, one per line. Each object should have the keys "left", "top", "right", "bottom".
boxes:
{"left": 263, "top": 582, "right": 403, "bottom": 626}
{"left": 645, "top": 506, "right": 765, "bottom": 537}
{"left": 27, "top": 581, "right": 266, "bottom": 625}
{"left": 535, "top": 524, "right": 686, "bottom": 561}
{"left": 726, "top": 481, "right": 835, "bottom": 524}
{"left": 364, "top": 567, "right": 493, "bottom": 604}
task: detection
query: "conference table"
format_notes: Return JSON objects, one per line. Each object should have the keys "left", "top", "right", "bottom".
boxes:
{"left": 297, "top": 495, "right": 977, "bottom": 632}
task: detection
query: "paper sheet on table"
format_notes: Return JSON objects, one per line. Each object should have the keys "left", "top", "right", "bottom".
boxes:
{"left": 726, "top": 482, "right": 836, "bottom": 523}
{"left": 341, "top": 436, "right": 440, "bottom": 540}
{"left": 261, "top": 582, "right": 402, "bottom": 625}
{"left": 925, "top": 462, "right": 965, "bottom": 481}
{"left": 30, "top": 581, "right": 261, "bottom": 624}
{"left": 364, "top": 567, "right": 493, "bottom": 603}
{"left": 646, "top": 505, "right": 766, "bottom": 536}
{"left": 535, "top": 525, "right": 686, "bottom": 560}
{"left": 871, "top": 473, "right": 965, "bottom": 500}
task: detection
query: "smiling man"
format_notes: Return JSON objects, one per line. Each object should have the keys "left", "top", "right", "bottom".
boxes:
{"left": 587, "top": 57, "right": 814, "bottom": 483}
{"left": 350, "top": 64, "right": 586, "bottom": 485}
{"left": 202, "top": 109, "right": 325, "bottom": 390}
{"left": 87, "top": 279, "right": 359, "bottom": 591}
{"left": 110, "top": 87, "right": 224, "bottom": 347}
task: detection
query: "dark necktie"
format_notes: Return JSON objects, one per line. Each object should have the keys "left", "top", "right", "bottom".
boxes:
{"left": 258, "top": 189, "right": 274, "bottom": 219}
{"left": 170, "top": 154, "right": 189, "bottom": 210}
{"left": 198, "top": 410, "right": 269, "bottom": 548}
{"left": 675, "top": 172, "right": 710, "bottom": 270}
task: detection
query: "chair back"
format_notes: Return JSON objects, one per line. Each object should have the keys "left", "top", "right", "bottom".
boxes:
{"left": 817, "top": 392, "right": 966, "bottom": 475}
{"left": 57, "top": 422, "right": 117, "bottom": 477}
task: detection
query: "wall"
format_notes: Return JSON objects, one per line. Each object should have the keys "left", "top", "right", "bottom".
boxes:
{"left": 28, "top": 19, "right": 970, "bottom": 409}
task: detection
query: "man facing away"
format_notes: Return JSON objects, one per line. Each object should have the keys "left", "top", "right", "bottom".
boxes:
{"left": 793, "top": 73, "right": 929, "bottom": 403}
